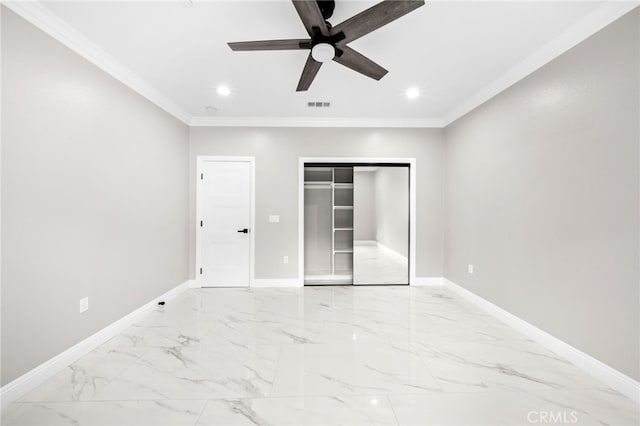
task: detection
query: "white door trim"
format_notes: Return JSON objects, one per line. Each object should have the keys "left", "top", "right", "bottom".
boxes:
{"left": 298, "top": 157, "right": 417, "bottom": 286}
{"left": 196, "top": 156, "right": 255, "bottom": 287}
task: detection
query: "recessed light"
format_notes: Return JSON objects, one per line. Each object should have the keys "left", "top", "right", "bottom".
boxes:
{"left": 406, "top": 87, "right": 420, "bottom": 99}
{"left": 217, "top": 85, "right": 231, "bottom": 96}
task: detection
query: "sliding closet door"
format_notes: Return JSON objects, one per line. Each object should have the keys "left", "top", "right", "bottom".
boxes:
{"left": 353, "top": 166, "right": 409, "bottom": 285}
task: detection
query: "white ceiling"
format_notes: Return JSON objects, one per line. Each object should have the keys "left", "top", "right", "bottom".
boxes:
{"left": 10, "top": 1, "right": 637, "bottom": 126}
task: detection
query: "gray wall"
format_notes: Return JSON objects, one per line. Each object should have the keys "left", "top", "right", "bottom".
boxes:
{"left": 190, "top": 127, "right": 445, "bottom": 280}
{"left": 1, "top": 9, "right": 190, "bottom": 385}
{"left": 353, "top": 170, "right": 376, "bottom": 241}
{"left": 375, "top": 167, "right": 409, "bottom": 258}
{"left": 444, "top": 9, "right": 639, "bottom": 380}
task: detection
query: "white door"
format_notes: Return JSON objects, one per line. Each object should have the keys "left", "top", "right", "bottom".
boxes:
{"left": 200, "top": 161, "right": 251, "bottom": 287}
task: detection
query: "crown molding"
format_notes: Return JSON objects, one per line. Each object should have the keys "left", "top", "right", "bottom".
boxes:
{"left": 3, "top": 0, "right": 191, "bottom": 125}
{"left": 189, "top": 116, "right": 445, "bottom": 128}
{"left": 442, "top": 1, "right": 640, "bottom": 127}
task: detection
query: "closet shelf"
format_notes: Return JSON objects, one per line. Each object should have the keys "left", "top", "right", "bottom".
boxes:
{"left": 333, "top": 206, "right": 353, "bottom": 210}
{"left": 333, "top": 249, "right": 353, "bottom": 253}
{"left": 334, "top": 228, "right": 353, "bottom": 231}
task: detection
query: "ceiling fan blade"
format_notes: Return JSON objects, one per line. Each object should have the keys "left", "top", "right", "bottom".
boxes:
{"left": 228, "top": 39, "right": 310, "bottom": 51}
{"left": 296, "top": 53, "right": 322, "bottom": 92}
{"left": 292, "top": 0, "right": 330, "bottom": 37}
{"left": 333, "top": 46, "right": 388, "bottom": 80}
{"left": 331, "top": 0, "right": 425, "bottom": 44}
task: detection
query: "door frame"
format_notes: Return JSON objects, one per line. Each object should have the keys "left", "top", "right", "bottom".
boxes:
{"left": 196, "top": 156, "right": 256, "bottom": 287}
{"left": 298, "top": 157, "right": 417, "bottom": 286}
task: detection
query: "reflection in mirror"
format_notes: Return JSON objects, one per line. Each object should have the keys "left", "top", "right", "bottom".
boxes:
{"left": 353, "top": 166, "right": 409, "bottom": 285}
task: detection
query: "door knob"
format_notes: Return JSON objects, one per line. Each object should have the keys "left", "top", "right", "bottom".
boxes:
{"left": 237, "top": 228, "right": 249, "bottom": 234}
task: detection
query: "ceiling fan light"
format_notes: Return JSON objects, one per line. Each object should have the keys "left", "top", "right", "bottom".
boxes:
{"left": 311, "top": 43, "right": 335, "bottom": 63}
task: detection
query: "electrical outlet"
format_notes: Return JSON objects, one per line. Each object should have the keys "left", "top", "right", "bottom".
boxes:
{"left": 468, "top": 264, "right": 474, "bottom": 274}
{"left": 283, "top": 255, "right": 289, "bottom": 264}
{"left": 79, "top": 297, "right": 89, "bottom": 313}
{"left": 269, "top": 215, "right": 280, "bottom": 223}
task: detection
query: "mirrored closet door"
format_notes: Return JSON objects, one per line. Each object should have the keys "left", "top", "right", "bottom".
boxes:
{"left": 353, "top": 166, "right": 409, "bottom": 285}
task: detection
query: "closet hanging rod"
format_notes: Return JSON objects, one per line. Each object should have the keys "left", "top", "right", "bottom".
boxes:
{"left": 303, "top": 166, "right": 332, "bottom": 171}
{"left": 304, "top": 182, "right": 332, "bottom": 188}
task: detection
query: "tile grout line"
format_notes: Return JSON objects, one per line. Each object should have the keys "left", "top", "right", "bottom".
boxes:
{"left": 386, "top": 394, "right": 401, "bottom": 426}
{"left": 267, "top": 342, "right": 287, "bottom": 398}
{"left": 192, "top": 399, "right": 212, "bottom": 425}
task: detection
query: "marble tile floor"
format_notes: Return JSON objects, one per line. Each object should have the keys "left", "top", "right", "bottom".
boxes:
{"left": 2, "top": 286, "right": 638, "bottom": 425}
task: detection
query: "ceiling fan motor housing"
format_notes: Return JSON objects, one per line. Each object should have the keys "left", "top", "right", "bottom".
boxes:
{"left": 298, "top": 28, "right": 345, "bottom": 57}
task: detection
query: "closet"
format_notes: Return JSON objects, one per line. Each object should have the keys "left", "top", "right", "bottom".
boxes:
{"left": 303, "top": 163, "right": 410, "bottom": 286}
{"left": 304, "top": 167, "right": 354, "bottom": 285}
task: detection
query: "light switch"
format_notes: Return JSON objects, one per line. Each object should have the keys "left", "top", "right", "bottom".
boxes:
{"left": 269, "top": 215, "right": 280, "bottom": 223}
{"left": 79, "top": 297, "right": 89, "bottom": 313}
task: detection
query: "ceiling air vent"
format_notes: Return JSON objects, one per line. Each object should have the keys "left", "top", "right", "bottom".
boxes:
{"left": 307, "top": 102, "right": 331, "bottom": 108}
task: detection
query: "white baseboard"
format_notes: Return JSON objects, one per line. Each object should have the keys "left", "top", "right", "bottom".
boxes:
{"left": 413, "top": 277, "right": 444, "bottom": 286}
{"left": 0, "top": 280, "right": 191, "bottom": 408}
{"left": 354, "top": 240, "right": 377, "bottom": 246}
{"left": 251, "top": 279, "right": 302, "bottom": 288}
{"left": 444, "top": 278, "right": 640, "bottom": 404}
{"left": 304, "top": 274, "right": 352, "bottom": 280}
{"left": 188, "top": 279, "right": 201, "bottom": 289}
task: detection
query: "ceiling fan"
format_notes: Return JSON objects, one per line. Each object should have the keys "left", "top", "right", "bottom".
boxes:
{"left": 227, "top": 0, "right": 426, "bottom": 91}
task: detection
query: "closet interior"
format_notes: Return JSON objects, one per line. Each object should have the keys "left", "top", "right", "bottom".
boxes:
{"left": 304, "top": 167, "right": 354, "bottom": 285}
